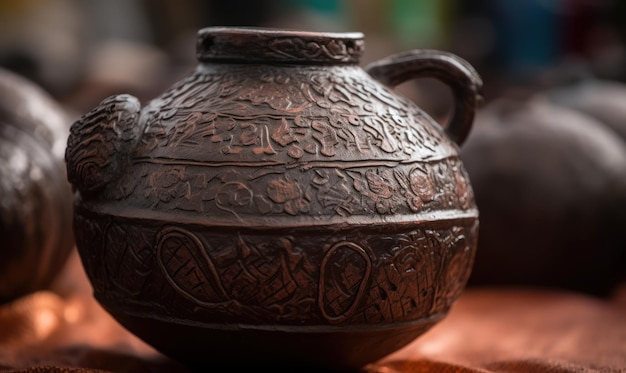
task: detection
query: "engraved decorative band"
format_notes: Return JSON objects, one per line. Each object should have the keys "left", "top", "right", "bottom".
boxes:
{"left": 197, "top": 27, "right": 365, "bottom": 64}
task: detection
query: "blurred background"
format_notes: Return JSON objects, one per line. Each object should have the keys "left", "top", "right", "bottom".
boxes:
{"left": 1, "top": 0, "right": 625, "bottom": 298}
{"left": 1, "top": 0, "right": 625, "bottom": 115}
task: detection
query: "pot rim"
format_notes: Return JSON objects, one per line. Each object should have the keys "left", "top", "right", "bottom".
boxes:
{"left": 196, "top": 26, "right": 365, "bottom": 65}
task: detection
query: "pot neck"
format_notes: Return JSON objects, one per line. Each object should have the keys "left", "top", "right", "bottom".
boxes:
{"left": 196, "top": 26, "right": 364, "bottom": 65}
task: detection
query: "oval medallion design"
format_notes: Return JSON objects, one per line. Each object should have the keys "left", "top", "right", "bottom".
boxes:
{"left": 156, "top": 226, "right": 229, "bottom": 307}
{"left": 319, "top": 241, "right": 372, "bottom": 323}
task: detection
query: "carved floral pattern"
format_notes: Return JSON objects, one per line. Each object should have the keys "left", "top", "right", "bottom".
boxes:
{"left": 108, "top": 157, "right": 474, "bottom": 221}
{"left": 66, "top": 62, "right": 473, "bottom": 222}
{"left": 131, "top": 64, "right": 454, "bottom": 164}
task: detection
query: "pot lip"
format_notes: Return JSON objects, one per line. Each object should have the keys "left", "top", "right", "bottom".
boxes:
{"left": 196, "top": 26, "right": 365, "bottom": 65}
{"left": 199, "top": 26, "right": 365, "bottom": 40}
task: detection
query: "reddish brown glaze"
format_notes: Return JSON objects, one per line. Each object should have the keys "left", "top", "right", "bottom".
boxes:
{"left": 65, "top": 27, "right": 482, "bottom": 372}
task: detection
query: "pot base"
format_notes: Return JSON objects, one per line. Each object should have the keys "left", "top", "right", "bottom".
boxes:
{"left": 104, "top": 304, "right": 444, "bottom": 372}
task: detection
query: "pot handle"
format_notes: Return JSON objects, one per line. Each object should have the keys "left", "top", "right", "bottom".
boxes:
{"left": 365, "top": 49, "right": 483, "bottom": 146}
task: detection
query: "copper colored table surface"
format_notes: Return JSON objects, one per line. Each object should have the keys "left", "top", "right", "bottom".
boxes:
{"left": 1, "top": 249, "right": 625, "bottom": 373}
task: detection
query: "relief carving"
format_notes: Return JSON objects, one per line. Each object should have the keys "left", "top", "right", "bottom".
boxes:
{"left": 77, "top": 64, "right": 474, "bottom": 222}
{"left": 108, "top": 158, "right": 473, "bottom": 222}
{"left": 319, "top": 242, "right": 372, "bottom": 323}
{"left": 157, "top": 226, "right": 230, "bottom": 308}
{"left": 76, "top": 211, "right": 476, "bottom": 326}
{"left": 65, "top": 94, "right": 142, "bottom": 196}
{"left": 267, "top": 37, "right": 364, "bottom": 62}
{"left": 130, "top": 65, "right": 455, "bottom": 166}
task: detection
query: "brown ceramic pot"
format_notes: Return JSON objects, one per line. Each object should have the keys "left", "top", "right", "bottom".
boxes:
{"left": 0, "top": 68, "right": 74, "bottom": 303}
{"left": 65, "top": 27, "right": 482, "bottom": 371}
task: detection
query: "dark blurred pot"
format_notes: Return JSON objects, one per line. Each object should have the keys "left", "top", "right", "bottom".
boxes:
{"left": 461, "top": 97, "right": 626, "bottom": 296}
{"left": 547, "top": 77, "right": 626, "bottom": 142}
{"left": 0, "top": 68, "right": 74, "bottom": 303}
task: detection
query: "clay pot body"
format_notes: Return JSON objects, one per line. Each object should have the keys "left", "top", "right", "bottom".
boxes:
{"left": 65, "top": 27, "right": 482, "bottom": 371}
{"left": 0, "top": 68, "right": 74, "bottom": 303}
{"left": 461, "top": 98, "right": 626, "bottom": 296}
